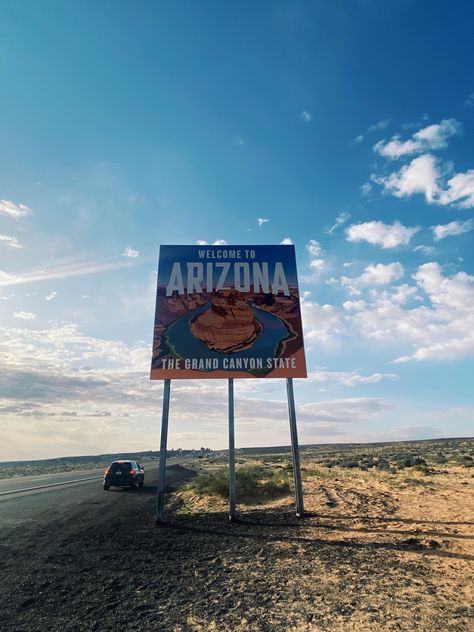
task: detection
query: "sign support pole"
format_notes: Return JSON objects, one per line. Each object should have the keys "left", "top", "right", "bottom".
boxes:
{"left": 228, "top": 378, "right": 237, "bottom": 521}
{"left": 286, "top": 378, "right": 304, "bottom": 517}
{"left": 156, "top": 378, "right": 171, "bottom": 524}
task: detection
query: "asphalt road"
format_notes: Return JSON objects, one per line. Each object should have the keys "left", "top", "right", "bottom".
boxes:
{"left": 0, "top": 457, "right": 189, "bottom": 529}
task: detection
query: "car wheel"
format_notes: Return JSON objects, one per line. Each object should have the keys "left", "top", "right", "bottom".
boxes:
{"left": 103, "top": 484, "right": 110, "bottom": 491}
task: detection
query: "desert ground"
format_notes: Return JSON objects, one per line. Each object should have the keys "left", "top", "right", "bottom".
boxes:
{"left": 0, "top": 439, "right": 473, "bottom": 631}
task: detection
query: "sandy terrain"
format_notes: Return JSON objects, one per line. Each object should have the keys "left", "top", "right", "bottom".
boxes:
{"left": 1, "top": 456, "right": 472, "bottom": 631}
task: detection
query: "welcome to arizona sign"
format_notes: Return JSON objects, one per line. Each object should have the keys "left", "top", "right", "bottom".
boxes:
{"left": 150, "top": 244, "right": 307, "bottom": 379}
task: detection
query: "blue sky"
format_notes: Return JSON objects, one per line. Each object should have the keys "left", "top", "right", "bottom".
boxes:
{"left": 1, "top": 1, "right": 473, "bottom": 459}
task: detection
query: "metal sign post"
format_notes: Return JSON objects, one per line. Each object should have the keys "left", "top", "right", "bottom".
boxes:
{"left": 286, "top": 378, "right": 304, "bottom": 517}
{"left": 151, "top": 244, "right": 308, "bottom": 522}
{"left": 156, "top": 378, "right": 171, "bottom": 523}
{"left": 228, "top": 378, "right": 237, "bottom": 521}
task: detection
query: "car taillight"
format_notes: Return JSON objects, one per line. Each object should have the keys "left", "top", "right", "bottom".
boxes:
{"left": 129, "top": 469, "right": 135, "bottom": 475}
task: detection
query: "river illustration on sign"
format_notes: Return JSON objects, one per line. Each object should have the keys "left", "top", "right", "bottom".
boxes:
{"left": 150, "top": 245, "right": 307, "bottom": 379}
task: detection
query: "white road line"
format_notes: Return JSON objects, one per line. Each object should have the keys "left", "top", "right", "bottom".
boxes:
{"left": 0, "top": 475, "right": 103, "bottom": 496}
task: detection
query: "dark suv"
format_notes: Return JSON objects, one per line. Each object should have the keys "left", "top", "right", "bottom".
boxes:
{"left": 103, "top": 460, "right": 145, "bottom": 490}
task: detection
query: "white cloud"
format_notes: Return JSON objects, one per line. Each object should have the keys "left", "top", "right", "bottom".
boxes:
{"left": 305, "top": 239, "right": 322, "bottom": 257}
{"left": 303, "top": 261, "right": 474, "bottom": 364}
{"left": 302, "top": 240, "right": 327, "bottom": 282}
{"left": 310, "top": 259, "right": 326, "bottom": 271}
{"left": 346, "top": 262, "right": 474, "bottom": 363}
{"left": 382, "top": 283, "right": 418, "bottom": 305}
{"left": 257, "top": 218, "right": 269, "bottom": 227}
{"left": 14, "top": 311, "right": 38, "bottom": 320}
{"left": 438, "top": 170, "right": 474, "bottom": 208}
{"left": 360, "top": 183, "right": 372, "bottom": 196}
{"left": 354, "top": 134, "right": 364, "bottom": 144}
{"left": 195, "top": 239, "right": 228, "bottom": 246}
{"left": 0, "top": 318, "right": 393, "bottom": 458}
{"left": 342, "top": 300, "right": 366, "bottom": 311}
{"left": 375, "top": 154, "right": 441, "bottom": 202}
{"left": 432, "top": 219, "right": 474, "bottom": 241}
{"left": 373, "top": 118, "right": 461, "bottom": 159}
{"left": 280, "top": 237, "right": 293, "bottom": 245}
{"left": 121, "top": 246, "right": 139, "bottom": 258}
{"left": 327, "top": 212, "right": 350, "bottom": 235}
{"left": 46, "top": 291, "right": 58, "bottom": 301}
{"left": 300, "top": 110, "right": 312, "bottom": 122}
{"left": 376, "top": 155, "right": 474, "bottom": 209}
{"left": 0, "top": 234, "right": 23, "bottom": 249}
{"left": 0, "top": 199, "right": 33, "bottom": 219}
{"left": 341, "top": 262, "right": 404, "bottom": 295}
{"left": 301, "top": 298, "right": 343, "bottom": 346}
{"left": 346, "top": 220, "right": 419, "bottom": 249}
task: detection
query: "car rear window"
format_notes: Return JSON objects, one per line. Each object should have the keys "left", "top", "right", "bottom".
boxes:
{"left": 110, "top": 462, "right": 131, "bottom": 472}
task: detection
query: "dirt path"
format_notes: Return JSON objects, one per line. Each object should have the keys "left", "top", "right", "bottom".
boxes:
{"left": 1, "top": 464, "right": 472, "bottom": 631}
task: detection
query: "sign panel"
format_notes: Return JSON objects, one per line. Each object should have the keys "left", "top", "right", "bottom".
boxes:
{"left": 150, "top": 245, "right": 307, "bottom": 379}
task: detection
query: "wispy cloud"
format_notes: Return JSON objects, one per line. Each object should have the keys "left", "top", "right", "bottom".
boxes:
{"left": 0, "top": 234, "right": 23, "bottom": 249}
{"left": 13, "top": 311, "right": 37, "bottom": 320}
{"left": 0, "top": 199, "right": 33, "bottom": 219}
{"left": 328, "top": 212, "right": 350, "bottom": 235}
{"left": 0, "top": 319, "right": 394, "bottom": 457}
{"left": 465, "top": 92, "right": 474, "bottom": 107}
{"left": 257, "top": 218, "right": 269, "bottom": 227}
{"left": 0, "top": 271, "right": 16, "bottom": 281}
{"left": 367, "top": 119, "right": 390, "bottom": 133}
{"left": 432, "top": 219, "right": 474, "bottom": 241}
{"left": 280, "top": 237, "right": 293, "bottom": 245}
{"left": 0, "top": 256, "right": 136, "bottom": 288}
{"left": 121, "top": 246, "right": 139, "bottom": 258}
{"left": 413, "top": 245, "right": 436, "bottom": 256}
{"left": 46, "top": 291, "right": 58, "bottom": 301}
{"left": 351, "top": 120, "right": 390, "bottom": 145}
{"left": 300, "top": 110, "right": 312, "bottom": 123}
{"left": 309, "top": 368, "right": 398, "bottom": 387}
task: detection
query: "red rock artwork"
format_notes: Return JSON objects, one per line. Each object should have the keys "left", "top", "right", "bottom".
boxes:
{"left": 190, "top": 290, "right": 262, "bottom": 352}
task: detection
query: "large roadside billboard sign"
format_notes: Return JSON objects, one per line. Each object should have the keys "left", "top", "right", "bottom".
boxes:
{"left": 150, "top": 245, "right": 307, "bottom": 379}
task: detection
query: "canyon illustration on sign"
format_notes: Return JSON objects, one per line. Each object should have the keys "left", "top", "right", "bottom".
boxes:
{"left": 150, "top": 245, "right": 307, "bottom": 379}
